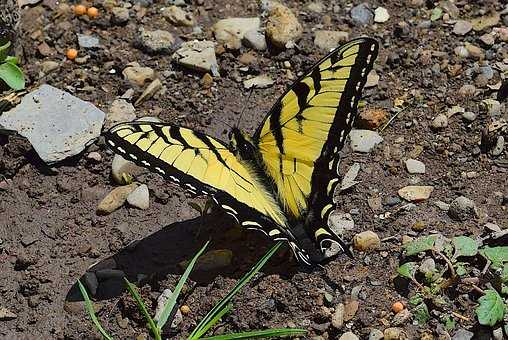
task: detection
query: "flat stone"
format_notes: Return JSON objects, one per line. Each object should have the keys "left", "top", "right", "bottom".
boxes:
{"left": 314, "top": 30, "right": 349, "bottom": 51}
{"left": 405, "top": 159, "right": 425, "bottom": 174}
{"left": 77, "top": 34, "right": 100, "bottom": 49}
{"left": 471, "top": 12, "right": 500, "bottom": 31}
{"left": 331, "top": 303, "right": 344, "bottom": 329}
{"left": 0, "top": 85, "right": 105, "bottom": 163}
{"left": 340, "top": 163, "right": 361, "bottom": 191}
{"left": 213, "top": 17, "right": 260, "bottom": 49}
{"left": 111, "top": 7, "right": 130, "bottom": 24}
{"left": 306, "top": 2, "right": 324, "bottom": 13}
{"left": 453, "top": 20, "right": 472, "bottom": 35}
{"left": 351, "top": 3, "right": 373, "bottom": 26}
{"left": 491, "top": 136, "right": 505, "bottom": 156}
{"left": 368, "top": 329, "right": 384, "bottom": 340}
{"left": 122, "top": 63, "right": 155, "bottom": 86}
{"left": 106, "top": 99, "right": 136, "bottom": 129}
{"left": 41, "top": 60, "right": 59, "bottom": 74}
{"left": 97, "top": 183, "right": 139, "bottom": 215}
{"left": 242, "top": 29, "right": 267, "bottom": 50}
{"left": 154, "top": 289, "right": 182, "bottom": 327}
{"left": 162, "top": 5, "right": 195, "bottom": 27}
{"left": 173, "top": 40, "right": 219, "bottom": 76}
{"left": 243, "top": 75, "right": 274, "bottom": 89}
{"left": 398, "top": 186, "right": 434, "bottom": 202}
{"left": 0, "top": 307, "right": 17, "bottom": 320}
{"left": 349, "top": 129, "right": 383, "bottom": 153}
{"left": 266, "top": 3, "right": 302, "bottom": 48}
{"left": 374, "top": 7, "right": 389, "bottom": 23}
{"left": 137, "top": 27, "right": 176, "bottom": 54}
{"left": 127, "top": 184, "right": 149, "bottom": 210}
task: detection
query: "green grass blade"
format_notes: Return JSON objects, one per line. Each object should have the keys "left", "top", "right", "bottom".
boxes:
{"left": 77, "top": 280, "right": 114, "bottom": 340}
{"left": 124, "top": 278, "right": 161, "bottom": 340}
{"left": 200, "top": 328, "right": 307, "bottom": 339}
{"left": 0, "top": 41, "right": 11, "bottom": 61}
{"left": 189, "top": 242, "right": 282, "bottom": 340}
{"left": 196, "top": 303, "right": 233, "bottom": 338}
{"left": 157, "top": 240, "right": 210, "bottom": 329}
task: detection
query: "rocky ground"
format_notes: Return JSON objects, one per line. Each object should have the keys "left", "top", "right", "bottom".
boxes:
{"left": 0, "top": 0, "right": 507, "bottom": 339}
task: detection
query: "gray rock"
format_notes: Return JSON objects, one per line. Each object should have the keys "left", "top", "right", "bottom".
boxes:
{"left": 452, "top": 328, "right": 474, "bottom": 340}
{"left": 431, "top": 113, "right": 448, "bottom": 129}
{"left": 434, "top": 200, "right": 450, "bottom": 211}
{"left": 126, "top": 184, "right": 150, "bottom": 210}
{"left": 479, "top": 65, "right": 494, "bottom": 80}
{"left": 137, "top": 27, "right": 176, "bottom": 54}
{"left": 453, "top": 20, "right": 472, "bottom": 35}
{"left": 111, "top": 7, "right": 130, "bottom": 24}
{"left": 461, "top": 111, "right": 477, "bottom": 122}
{"left": 491, "top": 136, "right": 505, "bottom": 156}
{"left": 492, "top": 327, "right": 503, "bottom": 340}
{"left": 448, "top": 196, "right": 477, "bottom": 221}
{"left": 0, "top": 85, "right": 105, "bottom": 163}
{"left": 77, "top": 34, "right": 100, "bottom": 49}
{"left": 41, "top": 60, "right": 59, "bottom": 74}
{"left": 351, "top": 3, "right": 373, "bottom": 26}
{"left": 314, "top": 30, "right": 349, "bottom": 51}
{"left": 154, "top": 289, "right": 182, "bottom": 328}
{"left": 481, "top": 99, "right": 501, "bottom": 117}
{"left": 173, "top": 40, "right": 219, "bottom": 76}
{"left": 338, "top": 332, "right": 359, "bottom": 340}
{"left": 349, "top": 129, "right": 383, "bottom": 153}
{"left": 419, "top": 258, "right": 436, "bottom": 276}
{"left": 405, "top": 159, "right": 426, "bottom": 174}
{"left": 368, "top": 328, "right": 384, "bottom": 340}
{"left": 243, "top": 75, "right": 274, "bottom": 89}
{"left": 392, "top": 308, "right": 411, "bottom": 326}
{"left": 242, "top": 29, "right": 267, "bottom": 50}
{"left": 106, "top": 99, "right": 136, "bottom": 129}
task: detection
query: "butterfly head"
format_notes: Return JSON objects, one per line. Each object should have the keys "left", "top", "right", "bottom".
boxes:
{"left": 229, "top": 128, "right": 256, "bottom": 161}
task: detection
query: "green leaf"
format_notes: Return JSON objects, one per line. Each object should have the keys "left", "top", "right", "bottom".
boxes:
{"left": 398, "top": 262, "right": 417, "bottom": 279}
{"left": 480, "top": 246, "right": 508, "bottom": 267}
{"left": 455, "top": 262, "right": 468, "bottom": 277}
{"left": 409, "top": 293, "right": 423, "bottom": 307}
{"left": 200, "top": 328, "right": 307, "bottom": 339}
{"left": 77, "top": 280, "right": 114, "bottom": 340}
{"left": 0, "top": 62, "right": 25, "bottom": 90}
{"left": 0, "top": 41, "right": 11, "bottom": 61}
{"left": 124, "top": 278, "right": 161, "bottom": 340}
{"left": 4, "top": 56, "right": 17, "bottom": 65}
{"left": 501, "top": 264, "right": 508, "bottom": 284}
{"left": 475, "top": 289, "right": 505, "bottom": 326}
{"left": 430, "top": 7, "right": 443, "bottom": 21}
{"left": 414, "top": 302, "right": 430, "bottom": 325}
{"left": 452, "top": 236, "right": 478, "bottom": 259}
{"left": 403, "top": 235, "right": 437, "bottom": 256}
{"left": 156, "top": 241, "right": 209, "bottom": 329}
{"left": 442, "top": 314, "right": 456, "bottom": 331}
{"left": 189, "top": 242, "right": 283, "bottom": 340}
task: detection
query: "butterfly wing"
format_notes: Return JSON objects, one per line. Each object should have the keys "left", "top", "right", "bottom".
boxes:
{"left": 104, "top": 122, "right": 311, "bottom": 264}
{"left": 254, "top": 38, "right": 379, "bottom": 255}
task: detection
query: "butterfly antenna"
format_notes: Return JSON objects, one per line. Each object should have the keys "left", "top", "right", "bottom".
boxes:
{"left": 215, "top": 116, "right": 233, "bottom": 129}
{"left": 236, "top": 86, "right": 255, "bottom": 129}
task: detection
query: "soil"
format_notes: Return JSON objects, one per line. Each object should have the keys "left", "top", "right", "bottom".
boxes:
{"left": 1, "top": 0, "right": 507, "bottom": 339}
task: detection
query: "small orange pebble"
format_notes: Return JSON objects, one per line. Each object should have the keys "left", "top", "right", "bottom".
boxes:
{"left": 87, "top": 6, "right": 99, "bottom": 19}
{"left": 74, "top": 4, "right": 87, "bottom": 16}
{"left": 180, "top": 305, "right": 191, "bottom": 315}
{"left": 392, "top": 301, "right": 404, "bottom": 313}
{"left": 66, "top": 48, "right": 78, "bottom": 60}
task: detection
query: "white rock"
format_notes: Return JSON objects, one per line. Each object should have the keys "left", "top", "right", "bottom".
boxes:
{"left": 111, "top": 154, "right": 144, "bottom": 184}
{"left": 306, "top": 2, "right": 324, "bottom": 13}
{"left": 314, "top": 30, "right": 349, "bottom": 51}
{"left": 243, "top": 75, "right": 274, "bottom": 89}
{"left": 242, "top": 29, "right": 267, "bottom": 50}
{"left": 122, "top": 62, "right": 155, "bottom": 86}
{"left": 340, "top": 162, "right": 361, "bottom": 191}
{"left": 173, "top": 40, "right": 219, "bottom": 76}
{"left": 349, "top": 130, "right": 383, "bottom": 153}
{"left": 127, "top": 184, "right": 150, "bottom": 210}
{"left": 154, "top": 289, "right": 182, "bottom": 328}
{"left": 405, "top": 159, "right": 426, "bottom": 174}
{"left": 266, "top": 3, "right": 302, "bottom": 48}
{"left": 0, "top": 85, "right": 105, "bottom": 164}
{"left": 374, "top": 7, "right": 390, "bottom": 23}
{"left": 161, "top": 5, "right": 195, "bottom": 27}
{"left": 365, "top": 69, "right": 379, "bottom": 87}
{"left": 331, "top": 303, "right": 344, "bottom": 328}
{"left": 398, "top": 186, "right": 434, "bottom": 202}
{"left": 453, "top": 20, "right": 473, "bottom": 35}
{"left": 213, "top": 17, "right": 260, "bottom": 49}
{"left": 339, "top": 332, "right": 359, "bottom": 340}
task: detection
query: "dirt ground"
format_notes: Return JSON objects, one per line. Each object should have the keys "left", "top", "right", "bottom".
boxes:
{"left": 1, "top": 0, "right": 507, "bottom": 339}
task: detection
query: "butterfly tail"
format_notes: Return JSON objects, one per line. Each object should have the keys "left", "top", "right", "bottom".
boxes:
{"left": 314, "top": 226, "right": 353, "bottom": 259}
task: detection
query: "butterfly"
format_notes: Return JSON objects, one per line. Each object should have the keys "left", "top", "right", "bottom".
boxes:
{"left": 104, "top": 38, "right": 379, "bottom": 266}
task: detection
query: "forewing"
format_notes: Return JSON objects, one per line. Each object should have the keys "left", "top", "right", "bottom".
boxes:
{"left": 254, "top": 38, "right": 379, "bottom": 253}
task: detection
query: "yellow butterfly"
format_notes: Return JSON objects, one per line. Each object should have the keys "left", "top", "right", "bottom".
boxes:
{"left": 105, "top": 38, "right": 379, "bottom": 265}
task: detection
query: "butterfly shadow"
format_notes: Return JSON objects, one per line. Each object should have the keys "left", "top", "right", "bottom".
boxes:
{"left": 65, "top": 210, "right": 301, "bottom": 302}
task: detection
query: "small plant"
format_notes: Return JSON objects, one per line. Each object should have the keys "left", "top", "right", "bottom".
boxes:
{"left": 0, "top": 41, "right": 25, "bottom": 91}
{"left": 397, "top": 233, "right": 508, "bottom": 334}
{"left": 79, "top": 241, "right": 306, "bottom": 339}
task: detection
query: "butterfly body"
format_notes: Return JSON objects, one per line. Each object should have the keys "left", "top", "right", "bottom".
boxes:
{"left": 105, "top": 38, "right": 379, "bottom": 266}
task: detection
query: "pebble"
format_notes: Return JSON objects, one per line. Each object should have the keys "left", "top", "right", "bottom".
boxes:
{"left": 349, "top": 130, "right": 383, "bottom": 153}
{"left": 266, "top": 3, "right": 303, "bottom": 48}
{"left": 106, "top": 99, "right": 136, "bottom": 128}
{"left": 340, "top": 163, "right": 361, "bottom": 191}
{"left": 434, "top": 201, "right": 450, "bottom": 211}
{"left": 331, "top": 303, "right": 344, "bottom": 329}
{"left": 111, "top": 154, "right": 144, "bottom": 184}
{"left": 465, "top": 43, "right": 484, "bottom": 60}
{"left": 418, "top": 258, "right": 436, "bottom": 276}
{"left": 126, "top": 184, "right": 149, "bottom": 210}
{"left": 201, "top": 73, "right": 214, "bottom": 88}
{"left": 173, "top": 40, "right": 219, "bottom": 76}
{"left": 357, "top": 108, "right": 387, "bottom": 129}
{"left": 351, "top": 3, "right": 373, "bottom": 26}
{"left": 41, "top": 60, "right": 59, "bottom": 74}
{"left": 374, "top": 7, "right": 390, "bottom": 23}
{"left": 454, "top": 46, "right": 469, "bottom": 58}
{"left": 243, "top": 75, "right": 274, "bottom": 89}
{"left": 479, "top": 66, "right": 494, "bottom": 80}
{"left": 0, "top": 85, "right": 105, "bottom": 164}
{"left": 481, "top": 99, "right": 501, "bottom": 116}
{"left": 398, "top": 186, "right": 434, "bottom": 202}
{"left": 154, "top": 289, "right": 183, "bottom": 327}
{"left": 137, "top": 27, "right": 175, "bottom": 54}
{"left": 365, "top": 69, "right": 380, "bottom": 87}
{"left": 491, "top": 136, "right": 505, "bottom": 156}
{"left": 213, "top": 17, "right": 260, "bottom": 49}
{"left": 162, "top": 5, "right": 194, "bottom": 27}
{"left": 122, "top": 63, "right": 155, "bottom": 86}
{"left": 461, "top": 111, "right": 477, "bottom": 122}
{"left": 306, "top": 2, "right": 324, "bottom": 13}
{"left": 492, "top": 327, "right": 503, "bottom": 340}
{"left": 453, "top": 20, "right": 472, "bottom": 35}
{"left": 448, "top": 196, "right": 477, "bottom": 221}
{"left": 471, "top": 12, "right": 500, "bottom": 31}
{"left": 392, "top": 308, "right": 411, "bottom": 326}
{"left": 242, "top": 29, "right": 267, "bottom": 50}
{"left": 314, "top": 30, "right": 349, "bottom": 51}
{"left": 458, "top": 84, "right": 476, "bottom": 97}
{"left": 431, "top": 113, "right": 448, "bottom": 129}
{"left": 97, "top": 183, "right": 139, "bottom": 215}
{"left": 338, "top": 332, "right": 359, "bottom": 340}
{"left": 87, "top": 151, "right": 102, "bottom": 162}
{"left": 451, "top": 328, "right": 474, "bottom": 340}
{"left": 405, "top": 159, "right": 425, "bottom": 174}
{"left": 0, "top": 307, "right": 17, "bottom": 320}
{"left": 180, "top": 249, "right": 233, "bottom": 271}
{"left": 77, "top": 34, "right": 100, "bottom": 49}
{"left": 384, "top": 327, "right": 405, "bottom": 340}
{"left": 368, "top": 329, "right": 384, "bottom": 340}
{"left": 343, "top": 300, "right": 359, "bottom": 321}
{"left": 353, "top": 231, "right": 380, "bottom": 252}
{"left": 480, "top": 33, "right": 495, "bottom": 46}
{"left": 111, "top": 7, "right": 130, "bottom": 24}
{"left": 135, "top": 78, "right": 163, "bottom": 106}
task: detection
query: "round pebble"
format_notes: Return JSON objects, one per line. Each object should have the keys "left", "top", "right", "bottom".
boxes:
{"left": 353, "top": 231, "right": 381, "bottom": 252}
